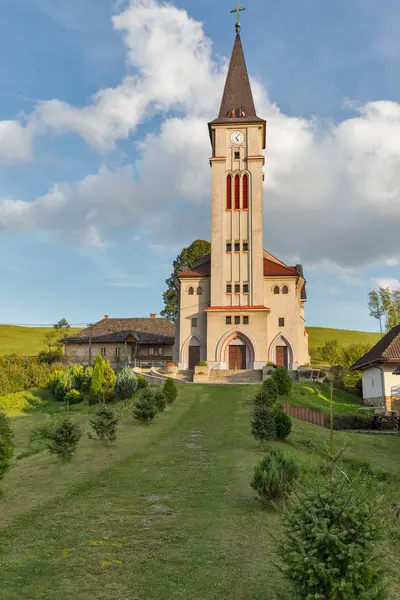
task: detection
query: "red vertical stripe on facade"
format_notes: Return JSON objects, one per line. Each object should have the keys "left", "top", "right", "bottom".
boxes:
{"left": 234, "top": 174, "right": 240, "bottom": 209}
{"left": 242, "top": 174, "right": 248, "bottom": 209}
{"left": 226, "top": 175, "right": 232, "bottom": 210}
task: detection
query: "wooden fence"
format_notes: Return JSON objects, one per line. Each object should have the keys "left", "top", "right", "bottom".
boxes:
{"left": 281, "top": 402, "right": 326, "bottom": 427}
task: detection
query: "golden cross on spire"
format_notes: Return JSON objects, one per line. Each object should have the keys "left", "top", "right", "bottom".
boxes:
{"left": 230, "top": 3, "right": 246, "bottom": 34}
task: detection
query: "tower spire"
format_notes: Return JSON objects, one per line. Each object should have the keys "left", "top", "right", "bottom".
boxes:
{"left": 230, "top": 3, "right": 245, "bottom": 34}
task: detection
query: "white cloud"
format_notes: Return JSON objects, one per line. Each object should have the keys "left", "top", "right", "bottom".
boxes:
{"left": 0, "top": 120, "right": 34, "bottom": 162}
{"left": 1, "top": 0, "right": 400, "bottom": 273}
{"left": 372, "top": 278, "right": 400, "bottom": 290}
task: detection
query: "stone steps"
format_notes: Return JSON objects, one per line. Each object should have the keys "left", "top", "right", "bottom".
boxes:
{"left": 209, "top": 369, "right": 262, "bottom": 384}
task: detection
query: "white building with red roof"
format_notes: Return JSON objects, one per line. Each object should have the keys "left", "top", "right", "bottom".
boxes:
{"left": 175, "top": 29, "right": 310, "bottom": 372}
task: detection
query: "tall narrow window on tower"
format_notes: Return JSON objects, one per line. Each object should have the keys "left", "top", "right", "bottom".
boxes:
{"left": 234, "top": 174, "right": 240, "bottom": 209}
{"left": 242, "top": 174, "right": 248, "bottom": 210}
{"left": 226, "top": 175, "right": 232, "bottom": 210}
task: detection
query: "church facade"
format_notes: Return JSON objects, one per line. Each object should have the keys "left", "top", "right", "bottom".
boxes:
{"left": 175, "top": 31, "right": 310, "bottom": 372}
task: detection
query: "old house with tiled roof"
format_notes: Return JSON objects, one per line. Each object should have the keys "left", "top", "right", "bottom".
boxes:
{"left": 64, "top": 315, "right": 175, "bottom": 368}
{"left": 350, "top": 324, "right": 400, "bottom": 410}
{"left": 175, "top": 29, "right": 310, "bottom": 371}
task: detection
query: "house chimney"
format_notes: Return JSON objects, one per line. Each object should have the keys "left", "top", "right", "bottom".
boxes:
{"left": 150, "top": 313, "right": 157, "bottom": 319}
{"left": 104, "top": 315, "right": 109, "bottom": 320}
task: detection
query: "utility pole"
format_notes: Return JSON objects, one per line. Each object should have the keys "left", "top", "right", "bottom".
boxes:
{"left": 88, "top": 323, "right": 93, "bottom": 366}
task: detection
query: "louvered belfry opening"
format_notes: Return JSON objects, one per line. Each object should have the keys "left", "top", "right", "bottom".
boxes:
{"left": 226, "top": 174, "right": 232, "bottom": 210}
{"left": 234, "top": 174, "right": 240, "bottom": 209}
{"left": 242, "top": 174, "right": 248, "bottom": 209}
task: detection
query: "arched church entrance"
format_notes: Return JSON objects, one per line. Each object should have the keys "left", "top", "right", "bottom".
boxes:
{"left": 269, "top": 334, "right": 294, "bottom": 370}
{"left": 216, "top": 330, "right": 256, "bottom": 370}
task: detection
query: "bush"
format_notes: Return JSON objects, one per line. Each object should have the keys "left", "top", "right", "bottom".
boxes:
{"left": 89, "top": 407, "right": 118, "bottom": 445}
{"left": 37, "top": 348, "right": 64, "bottom": 364}
{"left": 273, "top": 406, "right": 292, "bottom": 440}
{"left": 250, "top": 449, "right": 299, "bottom": 505}
{"left": 272, "top": 367, "right": 293, "bottom": 396}
{"left": 279, "top": 482, "right": 385, "bottom": 599}
{"left": 198, "top": 361, "right": 208, "bottom": 367}
{"left": 90, "top": 354, "right": 105, "bottom": 403}
{"left": 154, "top": 389, "right": 167, "bottom": 412}
{"left": 0, "top": 356, "right": 58, "bottom": 396}
{"left": 330, "top": 364, "right": 345, "bottom": 389}
{"left": 0, "top": 413, "right": 14, "bottom": 492}
{"left": 115, "top": 366, "right": 138, "bottom": 399}
{"left": 53, "top": 371, "right": 74, "bottom": 402}
{"left": 328, "top": 414, "right": 374, "bottom": 431}
{"left": 163, "top": 378, "right": 178, "bottom": 404}
{"left": 64, "top": 389, "right": 83, "bottom": 407}
{"left": 80, "top": 367, "right": 93, "bottom": 395}
{"left": 133, "top": 390, "right": 157, "bottom": 423}
{"left": 136, "top": 374, "right": 149, "bottom": 390}
{"left": 44, "top": 418, "right": 82, "bottom": 462}
{"left": 251, "top": 405, "right": 276, "bottom": 441}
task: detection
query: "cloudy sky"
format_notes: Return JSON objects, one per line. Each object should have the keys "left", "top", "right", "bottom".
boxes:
{"left": 0, "top": 0, "right": 399, "bottom": 331}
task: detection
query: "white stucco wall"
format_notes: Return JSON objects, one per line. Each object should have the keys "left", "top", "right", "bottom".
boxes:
{"left": 362, "top": 367, "right": 384, "bottom": 399}
{"left": 384, "top": 363, "right": 400, "bottom": 398}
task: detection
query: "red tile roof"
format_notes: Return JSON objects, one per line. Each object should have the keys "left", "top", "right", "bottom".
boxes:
{"left": 350, "top": 324, "right": 400, "bottom": 370}
{"left": 205, "top": 306, "right": 269, "bottom": 311}
{"left": 178, "top": 255, "right": 301, "bottom": 279}
{"left": 64, "top": 318, "right": 175, "bottom": 345}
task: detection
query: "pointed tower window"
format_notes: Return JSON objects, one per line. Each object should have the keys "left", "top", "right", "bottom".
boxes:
{"left": 227, "top": 107, "right": 246, "bottom": 118}
{"left": 234, "top": 174, "right": 240, "bottom": 209}
{"left": 274, "top": 286, "right": 280, "bottom": 295}
{"left": 242, "top": 174, "right": 248, "bottom": 210}
{"left": 226, "top": 175, "right": 232, "bottom": 210}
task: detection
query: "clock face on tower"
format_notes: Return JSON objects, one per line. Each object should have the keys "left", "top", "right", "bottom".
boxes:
{"left": 230, "top": 131, "right": 244, "bottom": 145}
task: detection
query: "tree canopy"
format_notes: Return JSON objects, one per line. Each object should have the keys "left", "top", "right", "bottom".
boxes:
{"left": 161, "top": 240, "right": 211, "bottom": 323}
{"left": 368, "top": 286, "right": 400, "bottom": 333}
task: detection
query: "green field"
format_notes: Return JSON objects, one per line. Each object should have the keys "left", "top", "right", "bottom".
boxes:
{"left": 0, "top": 385, "right": 399, "bottom": 600}
{"left": 306, "top": 326, "right": 381, "bottom": 365}
{"left": 0, "top": 325, "right": 81, "bottom": 356}
{"left": 0, "top": 324, "right": 381, "bottom": 359}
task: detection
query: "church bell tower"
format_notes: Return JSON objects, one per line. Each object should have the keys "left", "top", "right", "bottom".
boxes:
{"left": 208, "top": 19, "right": 266, "bottom": 310}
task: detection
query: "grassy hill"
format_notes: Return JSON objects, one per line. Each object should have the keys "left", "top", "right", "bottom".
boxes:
{"left": 0, "top": 324, "right": 381, "bottom": 358}
{"left": 0, "top": 325, "right": 81, "bottom": 356}
{"left": 306, "top": 326, "right": 381, "bottom": 365}
{"left": 0, "top": 385, "right": 399, "bottom": 599}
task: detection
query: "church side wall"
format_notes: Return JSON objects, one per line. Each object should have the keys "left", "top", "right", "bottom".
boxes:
{"left": 264, "top": 277, "right": 309, "bottom": 369}
{"left": 177, "top": 277, "right": 210, "bottom": 369}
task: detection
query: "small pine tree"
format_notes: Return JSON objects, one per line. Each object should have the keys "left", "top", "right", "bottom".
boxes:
{"left": 272, "top": 406, "right": 292, "bottom": 440}
{"left": 103, "top": 360, "right": 116, "bottom": 402}
{"left": 279, "top": 483, "right": 385, "bottom": 599}
{"left": 133, "top": 390, "right": 157, "bottom": 423}
{"left": 272, "top": 366, "right": 293, "bottom": 396}
{"left": 45, "top": 418, "right": 82, "bottom": 463}
{"left": 163, "top": 378, "right": 177, "bottom": 404}
{"left": 254, "top": 378, "right": 279, "bottom": 408}
{"left": 115, "top": 366, "right": 138, "bottom": 399}
{"left": 251, "top": 405, "right": 276, "bottom": 441}
{"left": 0, "top": 413, "right": 14, "bottom": 493}
{"left": 251, "top": 449, "right": 299, "bottom": 505}
{"left": 89, "top": 407, "right": 118, "bottom": 446}
{"left": 154, "top": 389, "right": 167, "bottom": 412}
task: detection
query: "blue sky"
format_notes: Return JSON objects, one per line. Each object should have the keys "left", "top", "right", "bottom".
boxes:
{"left": 0, "top": 0, "right": 399, "bottom": 331}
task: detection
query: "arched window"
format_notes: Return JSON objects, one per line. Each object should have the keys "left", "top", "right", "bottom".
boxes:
{"left": 188, "top": 287, "right": 194, "bottom": 295}
{"left": 197, "top": 287, "right": 203, "bottom": 296}
{"left": 242, "top": 174, "right": 248, "bottom": 210}
{"left": 226, "top": 175, "right": 232, "bottom": 210}
{"left": 282, "top": 286, "right": 289, "bottom": 295}
{"left": 274, "top": 286, "right": 280, "bottom": 295}
{"left": 234, "top": 174, "right": 240, "bottom": 209}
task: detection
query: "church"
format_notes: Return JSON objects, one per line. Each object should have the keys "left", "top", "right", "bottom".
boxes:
{"left": 175, "top": 22, "right": 310, "bottom": 372}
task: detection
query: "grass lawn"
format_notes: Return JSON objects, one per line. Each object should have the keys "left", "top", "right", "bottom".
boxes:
{"left": 0, "top": 324, "right": 80, "bottom": 356}
{"left": 286, "top": 382, "right": 364, "bottom": 414}
{"left": 0, "top": 385, "right": 399, "bottom": 600}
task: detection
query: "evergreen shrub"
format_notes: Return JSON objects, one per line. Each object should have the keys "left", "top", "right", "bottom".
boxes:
{"left": 198, "top": 361, "right": 208, "bottom": 367}
{"left": 273, "top": 406, "right": 292, "bottom": 440}
{"left": 44, "top": 418, "right": 82, "bottom": 462}
{"left": 0, "top": 413, "right": 14, "bottom": 492}
{"left": 163, "top": 378, "right": 178, "bottom": 404}
{"left": 133, "top": 389, "right": 157, "bottom": 423}
{"left": 254, "top": 378, "right": 279, "bottom": 407}
{"left": 250, "top": 449, "right": 299, "bottom": 505}
{"left": 89, "top": 407, "right": 118, "bottom": 445}
{"left": 154, "top": 389, "right": 167, "bottom": 412}
{"left": 272, "top": 366, "right": 293, "bottom": 396}
{"left": 136, "top": 374, "right": 149, "bottom": 390}
{"left": 251, "top": 405, "right": 276, "bottom": 441}
{"left": 115, "top": 366, "right": 138, "bottom": 399}
{"left": 279, "top": 482, "right": 385, "bottom": 600}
